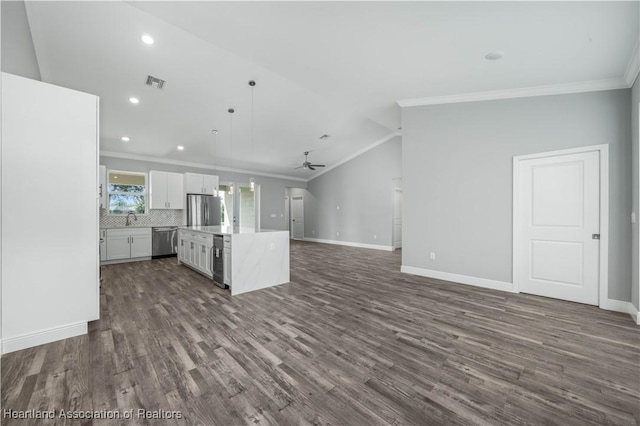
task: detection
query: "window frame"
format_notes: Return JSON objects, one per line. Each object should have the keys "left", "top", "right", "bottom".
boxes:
{"left": 106, "top": 170, "right": 149, "bottom": 216}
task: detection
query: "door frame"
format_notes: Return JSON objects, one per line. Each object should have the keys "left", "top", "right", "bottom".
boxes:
{"left": 512, "top": 144, "right": 609, "bottom": 308}
{"left": 392, "top": 187, "right": 403, "bottom": 250}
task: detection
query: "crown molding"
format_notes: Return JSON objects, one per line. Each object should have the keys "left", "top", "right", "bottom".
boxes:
{"left": 624, "top": 39, "right": 640, "bottom": 87}
{"left": 100, "top": 150, "right": 308, "bottom": 183}
{"left": 307, "top": 130, "right": 402, "bottom": 182}
{"left": 396, "top": 78, "right": 629, "bottom": 108}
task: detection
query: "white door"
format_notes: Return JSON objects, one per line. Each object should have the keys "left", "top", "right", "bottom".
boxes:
{"left": 517, "top": 150, "right": 600, "bottom": 305}
{"left": 106, "top": 235, "right": 130, "bottom": 260}
{"left": 149, "top": 171, "right": 168, "bottom": 209}
{"left": 291, "top": 196, "right": 304, "bottom": 239}
{"left": 166, "top": 172, "right": 185, "bottom": 209}
{"left": 202, "top": 174, "right": 219, "bottom": 195}
{"left": 185, "top": 173, "right": 204, "bottom": 194}
{"left": 393, "top": 189, "right": 403, "bottom": 249}
{"left": 130, "top": 234, "right": 152, "bottom": 258}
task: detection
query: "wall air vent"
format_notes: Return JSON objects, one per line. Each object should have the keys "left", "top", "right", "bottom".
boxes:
{"left": 145, "top": 75, "right": 165, "bottom": 89}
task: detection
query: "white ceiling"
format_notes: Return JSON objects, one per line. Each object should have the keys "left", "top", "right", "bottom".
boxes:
{"left": 21, "top": 1, "right": 639, "bottom": 180}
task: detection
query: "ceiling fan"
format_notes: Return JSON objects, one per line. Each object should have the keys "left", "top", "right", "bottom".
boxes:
{"left": 295, "top": 151, "right": 325, "bottom": 171}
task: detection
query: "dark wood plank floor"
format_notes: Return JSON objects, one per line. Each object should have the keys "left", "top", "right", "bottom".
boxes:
{"left": 2, "top": 241, "right": 639, "bottom": 425}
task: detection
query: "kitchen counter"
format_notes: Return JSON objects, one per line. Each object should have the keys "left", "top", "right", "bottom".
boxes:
{"left": 178, "top": 226, "right": 290, "bottom": 296}
{"left": 179, "top": 225, "right": 282, "bottom": 235}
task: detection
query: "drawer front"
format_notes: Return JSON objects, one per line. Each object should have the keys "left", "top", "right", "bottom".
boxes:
{"left": 129, "top": 228, "right": 151, "bottom": 237}
{"left": 107, "top": 227, "right": 151, "bottom": 237}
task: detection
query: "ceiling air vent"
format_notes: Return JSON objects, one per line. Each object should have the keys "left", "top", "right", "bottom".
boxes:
{"left": 145, "top": 75, "right": 165, "bottom": 89}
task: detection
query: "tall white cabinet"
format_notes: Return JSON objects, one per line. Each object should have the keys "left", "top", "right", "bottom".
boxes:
{"left": 1, "top": 73, "right": 100, "bottom": 354}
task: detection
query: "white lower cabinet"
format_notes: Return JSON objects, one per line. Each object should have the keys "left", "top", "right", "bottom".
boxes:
{"left": 178, "top": 230, "right": 214, "bottom": 278}
{"left": 223, "top": 237, "right": 232, "bottom": 286}
{"left": 100, "top": 229, "right": 107, "bottom": 261}
{"left": 106, "top": 228, "right": 152, "bottom": 261}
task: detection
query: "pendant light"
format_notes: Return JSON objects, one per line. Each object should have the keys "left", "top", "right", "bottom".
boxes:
{"left": 228, "top": 108, "right": 235, "bottom": 196}
{"left": 249, "top": 80, "right": 256, "bottom": 192}
{"left": 211, "top": 129, "right": 219, "bottom": 197}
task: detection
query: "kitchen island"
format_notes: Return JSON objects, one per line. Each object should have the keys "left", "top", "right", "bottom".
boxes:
{"left": 177, "top": 226, "right": 290, "bottom": 295}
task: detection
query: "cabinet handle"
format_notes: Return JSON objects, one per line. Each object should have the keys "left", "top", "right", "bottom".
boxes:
{"left": 168, "top": 202, "right": 171, "bottom": 208}
{"left": 131, "top": 237, "right": 134, "bottom": 244}
{"left": 181, "top": 240, "right": 184, "bottom": 246}
{"left": 127, "top": 237, "right": 130, "bottom": 244}
{"left": 202, "top": 246, "right": 205, "bottom": 253}
{"left": 99, "top": 184, "right": 102, "bottom": 197}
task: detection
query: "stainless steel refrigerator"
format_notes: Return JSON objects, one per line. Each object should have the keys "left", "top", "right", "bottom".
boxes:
{"left": 186, "top": 194, "right": 221, "bottom": 226}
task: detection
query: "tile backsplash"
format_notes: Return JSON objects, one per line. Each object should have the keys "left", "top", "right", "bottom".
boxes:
{"left": 100, "top": 209, "right": 185, "bottom": 228}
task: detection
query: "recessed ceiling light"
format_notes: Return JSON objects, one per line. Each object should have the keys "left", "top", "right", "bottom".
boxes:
{"left": 177, "top": 146, "right": 184, "bottom": 151}
{"left": 121, "top": 136, "right": 130, "bottom": 142}
{"left": 485, "top": 51, "right": 505, "bottom": 61}
{"left": 141, "top": 34, "right": 154, "bottom": 45}
{"left": 211, "top": 130, "right": 218, "bottom": 134}
{"left": 129, "top": 97, "right": 139, "bottom": 104}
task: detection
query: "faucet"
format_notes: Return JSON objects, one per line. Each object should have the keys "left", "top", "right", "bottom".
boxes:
{"left": 125, "top": 211, "right": 137, "bottom": 226}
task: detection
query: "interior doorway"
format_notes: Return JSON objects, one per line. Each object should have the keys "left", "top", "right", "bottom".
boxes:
{"left": 284, "top": 196, "right": 291, "bottom": 238}
{"left": 291, "top": 196, "right": 304, "bottom": 239}
{"left": 513, "top": 145, "right": 608, "bottom": 306}
{"left": 393, "top": 188, "right": 403, "bottom": 250}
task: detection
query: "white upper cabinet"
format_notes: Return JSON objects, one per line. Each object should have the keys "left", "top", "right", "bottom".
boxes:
{"left": 167, "top": 173, "right": 185, "bottom": 208}
{"left": 185, "top": 172, "right": 218, "bottom": 195}
{"left": 150, "top": 171, "right": 184, "bottom": 209}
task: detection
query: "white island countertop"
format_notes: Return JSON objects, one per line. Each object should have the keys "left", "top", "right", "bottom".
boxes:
{"left": 178, "top": 226, "right": 290, "bottom": 296}
{"left": 179, "top": 225, "right": 284, "bottom": 235}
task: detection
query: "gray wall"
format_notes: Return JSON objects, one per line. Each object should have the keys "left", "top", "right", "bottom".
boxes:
{"left": 100, "top": 156, "right": 306, "bottom": 231}
{"left": 402, "top": 89, "right": 632, "bottom": 301}
{"left": 1, "top": 1, "right": 40, "bottom": 81}
{"left": 303, "top": 136, "right": 402, "bottom": 247}
{"left": 632, "top": 77, "right": 639, "bottom": 310}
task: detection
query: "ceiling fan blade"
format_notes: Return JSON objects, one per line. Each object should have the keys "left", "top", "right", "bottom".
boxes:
{"left": 308, "top": 166, "right": 316, "bottom": 171}
{"left": 310, "top": 164, "right": 326, "bottom": 168}
{"left": 294, "top": 165, "right": 304, "bottom": 169}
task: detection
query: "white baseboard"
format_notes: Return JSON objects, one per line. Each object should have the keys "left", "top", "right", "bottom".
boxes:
{"left": 303, "top": 237, "right": 394, "bottom": 251}
{"left": 401, "top": 265, "right": 514, "bottom": 293}
{"left": 629, "top": 303, "right": 640, "bottom": 325}
{"left": 600, "top": 299, "right": 640, "bottom": 324}
{"left": 1, "top": 321, "right": 88, "bottom": 355}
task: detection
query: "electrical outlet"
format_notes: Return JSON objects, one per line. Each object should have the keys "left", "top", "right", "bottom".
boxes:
{"left": 270, "top": 213, "right": 276, "bottom": 218}
{"left": 312, "top": 230, "right": 315, "bottom": 235}
{"left": 373, "top": 234, "right": 377, "bottom": 239}
{"left": 430, "top": 252, "right": 436, "bottom": 260}
{"left": 337, "top": 205, "right": 340, "bottom": 210}
{"left": 632, "top": 211, "right": 637, "bottom": 224}
{"left": 336, "top": 231, "right": 340, "bottom": 237}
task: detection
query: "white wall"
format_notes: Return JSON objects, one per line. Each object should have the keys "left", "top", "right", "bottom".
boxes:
{"left": 2, "top": 73, "right": 99, "bottom": 353}
{"left": 1, "top": 1, "right": 40, "bottom": 80}
{"left": 303, "top": 136, "right": 402, "bottom": 248}
{"left": 402, "top": 89, "right": 632, "bottom": 301}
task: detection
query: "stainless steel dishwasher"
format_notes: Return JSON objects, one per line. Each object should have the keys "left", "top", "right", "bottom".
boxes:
{"left": 152, "top": 227, "right": 178, "bottom": 259}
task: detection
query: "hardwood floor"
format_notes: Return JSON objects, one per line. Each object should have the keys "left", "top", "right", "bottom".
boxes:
{"left": 2, "top": 240, "right": 639, "bottom": 425}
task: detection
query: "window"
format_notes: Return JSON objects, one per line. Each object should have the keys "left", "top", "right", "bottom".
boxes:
{"left": 107, "top": 171, "right": 147, "bottom": 214}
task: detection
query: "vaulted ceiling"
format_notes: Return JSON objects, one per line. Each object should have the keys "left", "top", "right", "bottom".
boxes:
{"left": 10, "top": 1, "right": 640, "bottom": 180}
